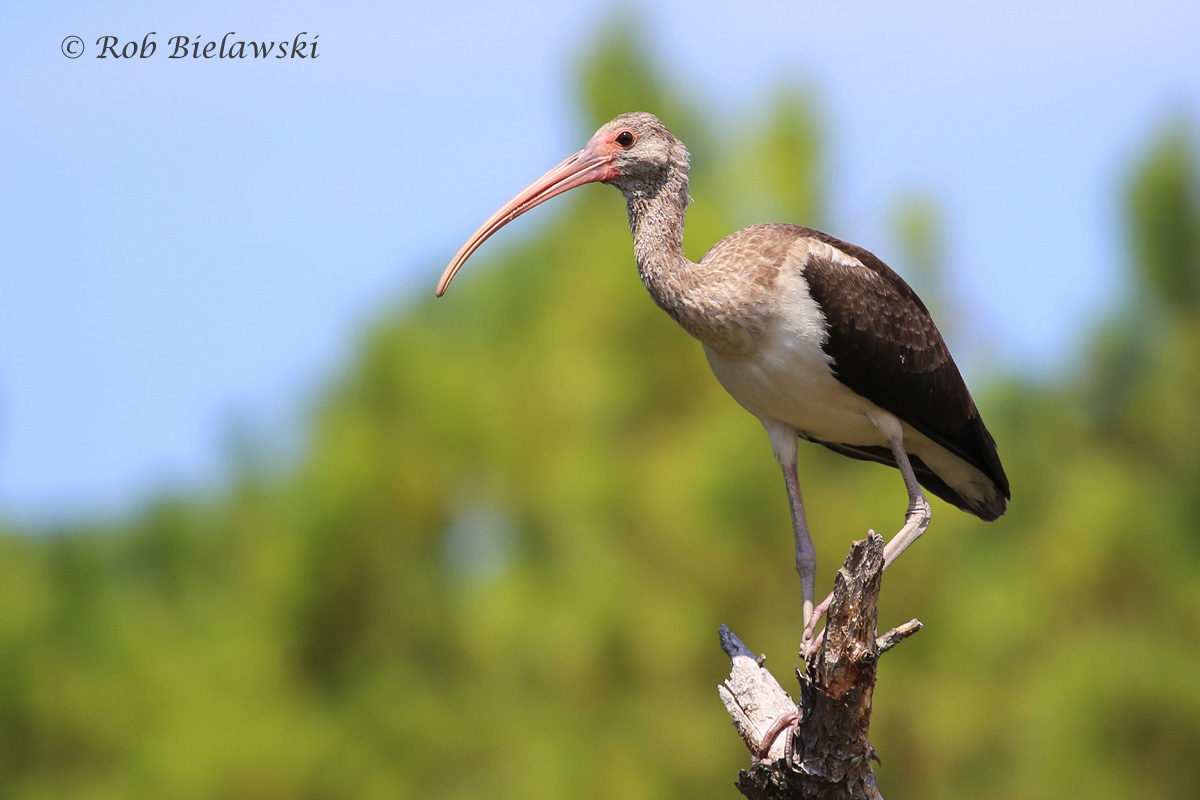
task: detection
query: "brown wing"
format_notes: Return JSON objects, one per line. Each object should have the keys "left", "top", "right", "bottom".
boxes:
{"left": 793, "top": 226, "right": 1010, "bottom": 513}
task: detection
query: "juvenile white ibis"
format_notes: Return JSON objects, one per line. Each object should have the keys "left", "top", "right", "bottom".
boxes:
{"left": 436, "top": 112, "right": 1010, "bottom": 648}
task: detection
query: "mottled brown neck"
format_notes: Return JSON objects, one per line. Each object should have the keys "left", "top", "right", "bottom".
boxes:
{"left": 622, "top": 167, "right": 769, "bottom": 353}
{"left": 625, "top": 166, "right": 690, "bottom": 295}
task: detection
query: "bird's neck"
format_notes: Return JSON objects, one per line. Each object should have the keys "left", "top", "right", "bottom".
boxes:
{"left": 624, "top": 171, "right": 763, "bottom": 353}
{"left": 626, "top": 170, "right": 690, "bottom": 275}
{"left": 625, "top": 171, "right": 701, "bottom": 321}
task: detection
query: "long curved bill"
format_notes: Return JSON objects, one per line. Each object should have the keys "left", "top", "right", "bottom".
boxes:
{"left": 436, "top": 142, "right": 617, "bottom": 297}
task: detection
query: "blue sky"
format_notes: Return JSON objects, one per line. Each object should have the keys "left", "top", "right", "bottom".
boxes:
{"left": 2, "top": 1, "right": 1198, "bottom": 522}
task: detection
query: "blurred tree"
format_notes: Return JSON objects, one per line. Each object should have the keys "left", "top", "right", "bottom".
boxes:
{"left": 575, "top": 15, "right": 706, "bottom": 154}
{"left": 1087, "top": 119, "right": 1200, "bottom": 444}
{"left": 1127, "top": 121, "right": 1200, "bottom": 310}
{"left": 722, "top": 92, "right": 826, "bottom": 237}
{"left": 890, "top": 193, "right": 946, "bottom": 313}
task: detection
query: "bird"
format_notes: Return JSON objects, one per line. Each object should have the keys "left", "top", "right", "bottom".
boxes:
{"left": 436, "top": 112, "right": 1009, "bottom": 649}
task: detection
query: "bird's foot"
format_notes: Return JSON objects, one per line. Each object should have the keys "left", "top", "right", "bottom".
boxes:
{"left": 905, "top": 497, "right": 931, "bottom": 534}
{"left": 801, "top": 629, "right": 824, "bottom": 661}
{"left": 756, "top": 705, "right": 800, "bottom": 762}
{"left": 800, "top": 593, "right": 834, "bottom": 659}
{"left": 882, "top": 499, "right": 932, "bottom": 570}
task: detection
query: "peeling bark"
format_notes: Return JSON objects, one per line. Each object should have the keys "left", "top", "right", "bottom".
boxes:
{"left": 718, "top": 533, "right": 921, "bottom": 800}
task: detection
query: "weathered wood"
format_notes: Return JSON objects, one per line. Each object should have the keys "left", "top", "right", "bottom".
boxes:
{"left": 718, "top": 626, "right": 799, "bottom": 762}
{"left": 876, "top": 619, "right": 922, "bottom": 654}
{"left": 719, "top": 532, "right": 920, "bottom": 800}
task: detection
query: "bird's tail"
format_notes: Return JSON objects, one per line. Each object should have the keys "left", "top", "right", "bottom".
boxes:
{"left": 812, "top": 440, "right": 1006, "bottom": 521}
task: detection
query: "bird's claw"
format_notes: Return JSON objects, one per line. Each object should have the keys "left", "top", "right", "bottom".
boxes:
{"left": 800, "top": 628, "right": 818, "bottom": 660}
{"left": 756, "top": 706, "right": 800, "bottom": 761}
{"left": 800, "top": 593, "right": 832, "bottom": 659}
{"left": 800, "top": 628, "right": 826, "bottom": 661}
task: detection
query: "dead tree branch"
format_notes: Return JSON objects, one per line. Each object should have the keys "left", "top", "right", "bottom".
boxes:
{"left": 718, "top": 532, "right": 921, "bottom": 800}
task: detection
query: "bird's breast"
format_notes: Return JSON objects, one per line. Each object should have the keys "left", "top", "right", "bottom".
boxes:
{"left": 701, "top": 269, "right": 889, "bottom": 447}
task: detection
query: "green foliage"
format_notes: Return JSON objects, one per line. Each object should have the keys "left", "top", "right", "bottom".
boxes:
{"left": 1126, "top": 121, "right": 1200, "bottom": 309}
{"left": 890, "top": 193, "right": 946, "bottom": 311}
{"left": 724, "top": 93, "right": 826, "bottom": 234}
{"left": 2, "top": 27, "right": 1200, "bottom": 800}
{"left": 575, "top": 15, "right": 704, "bottom": 149}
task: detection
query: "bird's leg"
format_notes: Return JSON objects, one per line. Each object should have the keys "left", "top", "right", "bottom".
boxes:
{"left": 781, "top": 457, "right": 817, "bottom": 647}
{"left": 803, "top": 436, "right": 932, "bottom": 650}
{"left": 749, "top": 454, "right": 811, "bottom": 763}
{"left": 763, "top": 421, "right": 818, "bottom": 643}
{"left": 881, "top": 435, "right": 932, "bottom": 569}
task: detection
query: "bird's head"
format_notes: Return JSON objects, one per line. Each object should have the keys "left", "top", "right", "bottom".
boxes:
{"left": 436, "top": 112, "right": 689, "bottom": 296}
{"left": 594, "top": 112, "right": 691, "bottom": 196}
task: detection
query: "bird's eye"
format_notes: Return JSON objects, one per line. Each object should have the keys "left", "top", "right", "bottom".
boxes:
{"left": 615, "top": 130, "right": 636, "bottom": 148}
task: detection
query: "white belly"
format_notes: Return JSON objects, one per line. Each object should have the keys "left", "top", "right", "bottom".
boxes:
{"left": 704, "top": 334, "right": 887, "bottom": 447}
